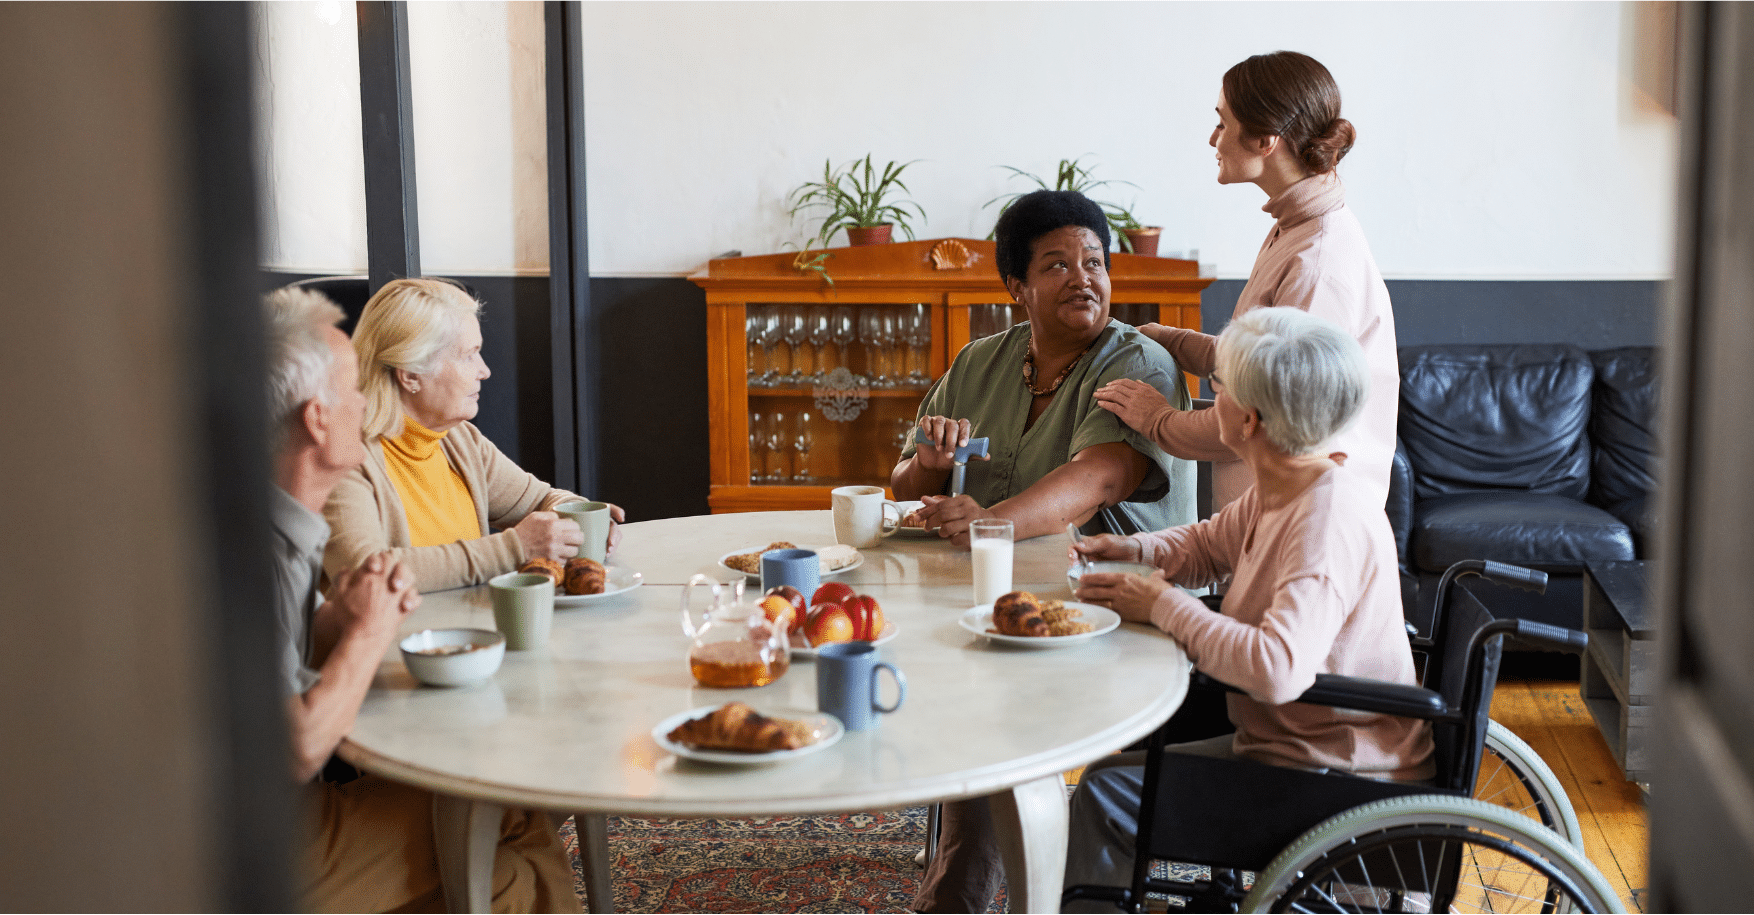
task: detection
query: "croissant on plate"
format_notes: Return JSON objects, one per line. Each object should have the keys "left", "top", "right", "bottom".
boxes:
{"left": 667, "top": 702, "right": 813, "bottom": 753}
{"left": 564, "top": 557, "right": 607, "bottom": 595}
{"left": 518, "top": 557, "right": 564, "bottom": 586}
{"left": 991, "top": 591, "right": 1050, "bottom": 637}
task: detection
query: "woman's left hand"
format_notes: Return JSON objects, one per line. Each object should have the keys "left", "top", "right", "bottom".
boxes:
{"left": 917, "top": 494, "right": 992, "bottom": 549}
{"left": 1075, "top": 569, "right": 1170, "bottom": 623}
{"left": 1094, "top": 378, "right": 1173, "bottom": 433}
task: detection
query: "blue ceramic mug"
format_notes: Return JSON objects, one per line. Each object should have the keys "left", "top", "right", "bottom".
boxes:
{"left": 760, "top": 548, "right": 819, "bottom": 604}
{"left": 816, "top": 642, "right": 906, "bottom": 731}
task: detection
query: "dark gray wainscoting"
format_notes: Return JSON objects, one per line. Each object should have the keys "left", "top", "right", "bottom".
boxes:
{"left": 1200, "top": 279, "right": 1665, "bottom": 348}
{"left": 265, "top": 271, "right": 1659, "bottom": 521}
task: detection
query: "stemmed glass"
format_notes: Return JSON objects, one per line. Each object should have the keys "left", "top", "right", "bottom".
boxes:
{"left": 859, "top": 308, "right": 887, "bottom": 388}
{"left": 781, "top": 305, "right": 809, "bottom": 386}
{"left": 748, "top": 411, "right": 766, "bottom": 482}
{"left": 905, "top": 304, "right": 931, "bottom": 387}
{"left": 830, "top": 306, "right": 858, "bottom": 381}
{"left": 765, "top": 411, "right": 789, "bottom": 484}
{"left": 745, "top": 312, "right": 765, "bottom": 387}
{"left": 806, "top": 311, "right": 832, "bottom": 384}
{"left": 892, "top": 417, "right": 916, "bottom": 467}
{"left": 756, "top": 308, "right": 784, "bottom": 387}
{"left": 792, "top": 412, "right": 814, "bottom": 484}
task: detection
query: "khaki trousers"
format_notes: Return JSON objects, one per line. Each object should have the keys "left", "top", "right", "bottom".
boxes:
{"left": 303, "top": 775, "right": 582, "bottom": 914}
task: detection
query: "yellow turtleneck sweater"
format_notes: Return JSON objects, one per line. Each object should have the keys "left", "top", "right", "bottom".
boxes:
{"left": 381, "top": 416, "right": 483, "bottom": 548}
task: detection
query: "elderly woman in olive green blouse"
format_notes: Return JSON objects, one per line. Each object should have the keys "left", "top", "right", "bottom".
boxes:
{"left": 892, "top": 189, "right": 1195, "bottom": 550}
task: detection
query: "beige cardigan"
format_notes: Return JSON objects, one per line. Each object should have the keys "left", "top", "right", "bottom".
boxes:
{"left": 322, "top": 421, "right": 581, "bottom": 591}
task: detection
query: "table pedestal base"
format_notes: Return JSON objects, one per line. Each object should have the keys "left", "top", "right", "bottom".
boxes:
{"left": 433, "top": 795, "right": 503, "bottom": 913}
{"left": 992, "top": 774, "right": 1072, "bottom": 914}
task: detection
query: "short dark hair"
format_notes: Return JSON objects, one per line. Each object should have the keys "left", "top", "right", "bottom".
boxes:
{"left": 994, "top": 189, "right": 1112, "bottom": 284}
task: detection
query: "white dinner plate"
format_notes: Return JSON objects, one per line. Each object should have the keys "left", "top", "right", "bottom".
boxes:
{"left": 718, "top": 546, "right": 863, "bottom": 581}
{"left": 959, "top": 601, "right": 1122, "bottom": 647}
{"left": 552, "top": 565, "right": 643, "bottom": 607}
{"left": 892, "top": 501, "right": 941, "bottom": 538}
{"left": 651, "top": 705, "right": 844, "bottom": 765}
{"left": 789, "top": 621, "right": 900, "bottom": 658}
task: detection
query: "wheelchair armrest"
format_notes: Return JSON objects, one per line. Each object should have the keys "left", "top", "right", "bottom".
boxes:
{"left": 1297, "top": 674, "right": 1449, "bottom": 719}
{"left": 1194, "top": 671, "right": 1448, "bottom": 719}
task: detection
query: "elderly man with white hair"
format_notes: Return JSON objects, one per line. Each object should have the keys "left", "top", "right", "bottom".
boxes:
{"left": 264, "top": 287, "right": 580, "bottom": 913}
{"left": 1063, "top": 307, "right": 1431, "bottom": 905}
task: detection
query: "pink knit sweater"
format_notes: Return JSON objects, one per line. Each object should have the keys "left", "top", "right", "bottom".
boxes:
{"left": 1144, "top": 174, "right": 1399, "bottom": 513}
{"left": 1136, "top": 465, "right": 1432, "bottom": 779}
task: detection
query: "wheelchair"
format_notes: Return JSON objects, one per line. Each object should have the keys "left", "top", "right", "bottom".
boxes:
{"left": 1061, "top": 560, "right": 1623, "bottom": 912}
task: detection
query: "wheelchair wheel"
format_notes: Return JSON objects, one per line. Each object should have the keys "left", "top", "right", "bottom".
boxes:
{"left": 1242, "top": 795, "right": 1621, "bottom": 913}
{"left": 1479, "top": 721, "right": 1584, "bottom": 848}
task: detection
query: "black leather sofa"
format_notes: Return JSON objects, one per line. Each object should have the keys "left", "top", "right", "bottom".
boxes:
{"left": 1388, "top": 344, "right": 1659, "bottom": 637}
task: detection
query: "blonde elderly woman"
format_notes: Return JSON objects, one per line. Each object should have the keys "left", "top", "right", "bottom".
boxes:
{"left": 1062, "top": 307, "right": 1430, "bottom": 907}
{"left": 323, "top": 278, "right": 623, "bottom": 590}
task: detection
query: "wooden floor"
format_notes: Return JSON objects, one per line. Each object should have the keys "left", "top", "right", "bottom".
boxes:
{"left": 1490, "top": 676, "right": 1649, "bottom": 912}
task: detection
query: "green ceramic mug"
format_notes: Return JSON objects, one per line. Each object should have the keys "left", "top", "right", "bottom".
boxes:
{"left": 489, "top": 572, "right": 555, "bottom": 650}
{"left": 553, "top": 500, "right": 612, "bottom": 564}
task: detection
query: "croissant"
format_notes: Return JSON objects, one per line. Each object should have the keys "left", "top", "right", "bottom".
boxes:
{"left": 564, "top": 557, "right": 607, "bottom": 595}
{"left": 667, "top": 702, "right": 812, "bottom": 753}
{"left": 991, "top": 591, "right": 1050, "bottom": 637}
{"left": 518, "top": 557, "right": 564, "bottom": 586}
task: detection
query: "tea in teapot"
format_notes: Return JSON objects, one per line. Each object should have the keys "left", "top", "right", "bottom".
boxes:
{"left": 681, "top": 574, "right": 790, "bottom": 688}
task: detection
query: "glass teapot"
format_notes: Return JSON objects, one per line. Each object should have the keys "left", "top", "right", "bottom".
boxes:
{"left": 680, "top": 573, "right": 790, "bottom": 688}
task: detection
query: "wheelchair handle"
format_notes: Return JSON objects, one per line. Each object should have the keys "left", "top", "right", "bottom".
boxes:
{"left": 1481, "top": 560, "right": 1548, "bottom": 594}
{"left": 1504, "top": 618, "right": 1589, "bottom": 654}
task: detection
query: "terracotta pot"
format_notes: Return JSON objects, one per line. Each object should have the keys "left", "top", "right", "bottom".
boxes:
{"left": 1123, "top": 227, "right": 1162, "bottom": 257}
{"left": 846, "top": 224, "right": 894, "bottom": 246}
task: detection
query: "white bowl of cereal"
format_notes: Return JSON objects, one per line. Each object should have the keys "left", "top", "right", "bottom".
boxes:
{"left": 400, "top": 628, "right": 506, "bottom": 687}
{"left": 1066, "top": 560, "right": 1159, "bottom": 596}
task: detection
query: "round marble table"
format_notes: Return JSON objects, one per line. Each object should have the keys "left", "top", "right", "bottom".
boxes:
{"left": 340, "top": 511, "right": 1190, "bottom": 913}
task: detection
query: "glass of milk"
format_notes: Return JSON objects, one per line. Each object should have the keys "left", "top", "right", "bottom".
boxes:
{"left": 970, "top": 519, "right": 1014, "bottom": 605}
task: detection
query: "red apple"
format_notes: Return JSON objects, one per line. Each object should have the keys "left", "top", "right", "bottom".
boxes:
{"left": 813, "top": 581, "right": 856, "bottom": 610}
{"left": 764, "top": 585, "right": 808, "bottom": 634}
{"left": 804, "top": 602, "right": 854, "bottom": 646}
{"left": 845, "top": 594, "right": 885, "bottom": 641}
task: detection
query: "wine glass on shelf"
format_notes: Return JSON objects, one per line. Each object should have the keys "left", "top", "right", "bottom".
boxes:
{"left": 807, "top": 310, "right": 832, "bottom": 384}
{"left": 745, "top": 312, "right": 764, "bottom": 388}
{"left": 859, "top": 307, "right": 887, "bottom": 389}
{"left": 792, "top": 412, "right": 814, "bottom": 484}
{"left": 781, "top": 305, "right": 808, "bottom": 387}
{"left": 748, "top": 410, "right": 765, "bottom": 483}
{"left": 756, "top": 308, "right": 784, "bottom": 387}
{"left": 906, "top": 303, "right": 931, "bottom": 387}
{"left": 877, "top": 307, "right": 899, "bottom": 390}
{"left": 892, "top": 417, "right": 916, "bottom": 467}
{"left": 765, "top": 411, "right": 789, "bottom": 484}
{"left": 830, "top": 306, "right": 857, "bottom": 381}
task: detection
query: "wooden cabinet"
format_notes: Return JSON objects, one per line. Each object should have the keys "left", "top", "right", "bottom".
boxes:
{"left": 690, "top": 238, "right": 1212, "bottom": 513}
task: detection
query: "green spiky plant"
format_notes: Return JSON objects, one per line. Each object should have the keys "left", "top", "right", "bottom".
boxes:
{"left": 985, "top": 156, "right": 1150, "bottom": 252}
{"left": 788, "top": 155, "right": 927, "bottom": 247}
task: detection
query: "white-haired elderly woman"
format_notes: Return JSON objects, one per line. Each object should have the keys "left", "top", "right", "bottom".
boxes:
{"left": 1062, "top": 307, "right": 1431, "bottom": 905}
{"left": 322, "top": 278, "right": 623, "bottom": 591}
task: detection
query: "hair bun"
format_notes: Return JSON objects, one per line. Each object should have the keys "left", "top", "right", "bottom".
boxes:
{"left": 1302, "top": 117, "right": 1355, "bottom": 174}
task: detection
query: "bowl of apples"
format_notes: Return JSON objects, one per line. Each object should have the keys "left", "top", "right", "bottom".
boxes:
{"left": 758, "top": 581, "right": 898, "bottom": 658}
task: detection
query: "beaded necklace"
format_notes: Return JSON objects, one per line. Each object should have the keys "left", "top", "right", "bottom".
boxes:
{"left": 1022, "top": 339, "right": 1097, "bottom": 396}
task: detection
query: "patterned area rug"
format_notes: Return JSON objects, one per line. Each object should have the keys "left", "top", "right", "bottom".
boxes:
{"left": 559, "top": 807, "right": 1010, "bottom": 913}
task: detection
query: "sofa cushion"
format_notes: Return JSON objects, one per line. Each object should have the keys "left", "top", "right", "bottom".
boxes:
{"left": 1589, "top": 346, "right": 1659, "bottom": 511}
{"left": 1399, "top": 345, "right": 1594, "bottom": 502}
{"left": 1412, "top": 491, "right": 1636, "bottom": 573}
{"left": 1604, "top": 494, "right": 1653, "bottom": 556}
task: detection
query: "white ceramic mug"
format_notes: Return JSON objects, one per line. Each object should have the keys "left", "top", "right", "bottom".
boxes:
{"left": 831, "top": 485, "right": 903, "bottom": 549}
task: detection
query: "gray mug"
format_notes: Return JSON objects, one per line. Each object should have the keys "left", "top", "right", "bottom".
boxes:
{"left": 489, "top": 572, "right": 555, "bottom": 650}
{"left": 761, "top": 548, "right": 819, "bottom": 601}
{"left": 816, "top": 642, "right": 905, "bottom": 731}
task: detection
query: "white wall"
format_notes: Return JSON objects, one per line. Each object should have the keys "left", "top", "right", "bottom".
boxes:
{"left": 258, "top": 1, "right": 1677, "bottom": 281}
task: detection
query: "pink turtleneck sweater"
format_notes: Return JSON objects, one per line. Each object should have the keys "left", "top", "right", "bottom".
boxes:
{"left": 1143, "top": 174, "right": 1399, "bottom": 513}
{"left": 1136, "top": 465, "right": 1432, "bottom": 779}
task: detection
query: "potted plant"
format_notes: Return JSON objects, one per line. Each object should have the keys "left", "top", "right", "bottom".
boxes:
{"left": 788, "top": 155, "right": 926, "bottom": 247}
{"left": 986, "top": 156, "right": 1162, "bottom": 254}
